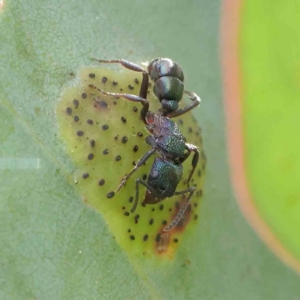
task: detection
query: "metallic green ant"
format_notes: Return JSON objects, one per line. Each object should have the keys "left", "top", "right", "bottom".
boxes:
{"left": 90, "top": 58, "right": 201, "bottom": 231}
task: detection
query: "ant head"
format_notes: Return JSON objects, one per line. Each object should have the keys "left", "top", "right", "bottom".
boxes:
{"left": 160, "top": 99, "right": 178, "bottom": 115}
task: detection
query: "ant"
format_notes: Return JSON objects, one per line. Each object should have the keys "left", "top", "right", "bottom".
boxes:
{"left": 89, "top": 58, "right": 201, "bottom": 231}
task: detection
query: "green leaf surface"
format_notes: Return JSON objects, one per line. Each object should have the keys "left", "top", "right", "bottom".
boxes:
{"left": 1, "top": 0, "right": 300, "bottom": 299}
{"left": 241, "top": 1, "right": 300, "bottom": 264}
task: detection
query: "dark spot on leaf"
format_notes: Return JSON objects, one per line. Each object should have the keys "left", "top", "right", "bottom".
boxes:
{"left": 149, "top": 218, "right": 154, "bottom": 225}
{"left": 66, "top": 107, "right": 72, "bottom": 115}
{"left": 82, "top": 173, "right": 89, "bottom": 179}
{"left": 128, "top": 84, "right": 134, "bottom": 90}
{"left": 196, "top": 190, "right": 202, "bottom": 197}
{"left": 77, "top": 130, "right": 84, "bottom": 136}
{"left": 142, "top": 174, "right": 147, "bottom": 180}
{"left": 98, "top": 179, "right": 105, "bottom": 186}
{"left": 133, "top": 145, "right": 138, "bottom": 152}
{"left": 155, "top": 234, "right": 161, "bottom": 242}
{"left": 133, "top": 106, "right": 138, "bottom": 112}
{"left": 130, "top": 235, "right": 135, "bottom": 240}
{"left": 73, "top": 99, "right": 79, "bottom": 108}
{"left": 107, "top": 191, "right": 115, "bottom": 198}
{"left": 134, "top": 78, "right": 139, "bottom": 84}
{"left": 102, "top": 76, "right": 107, "bottom": 83}
{"left": 103, "top": 149, "right": 109, "bottom": 155}
{"left": 122, "top": 136, "right": 128, "bottom": 144}
{"left": 88, "top": 153, "right": 94, "bottom": 160}
{"left": 74, "top": 116, "right": 79, "bottom": 122}
{"left": 90, "top": 139, "right": 95, "bottom": 147}
{"left": 115, "top": 155, "right": 121, "bottom": 161}
{"left": 137, "top": 132, "right": 143, "bottom": 137}
{"left": 87, "top": 119, "right": 93, "bottom": 125}
{"left": 143, "top": 234, "right": 148, "bottom": 241}
{"left": 173, "top": 238, "right": 179, "bottom": 243}
{"left": 134, "top": 214, "right": 140, "bottom": 224}
{"left": 129, "top": 196, "right": 133, "bottom": 203}
{"left": 89, "top": 73, "right": 95, "bottom": 78}
{"left": 159, "top": 204, "right": 164, "bottom": 211}
{"left": 102, "top": 124, "right": 109, "bottom": 130}
{"left": 124, "top": 212, "right": 130, "bottom": 216}
{"left": 81, "top": 92, "right": 87, "bottom": 99}
{"left": 99, "top": 100, "right": 108, "bottom": 108}
{"left": 121, "top": 116, "right": 126, "bottom": 123}
{"left": 112, "top": 80, "right": 118, "bottom": 86}
{"left": 162, "top": 220, "right": 167, "bottom": 225}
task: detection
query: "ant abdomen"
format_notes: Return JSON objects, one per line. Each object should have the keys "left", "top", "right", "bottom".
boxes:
{"left": 154, "top": 77, "right": 184, "bottom": 101}
{"left": 147, "top": 58, "right": 184, "bottom": 82}
{"left": 148, "top": 58, "right": 185, "bottom": 113}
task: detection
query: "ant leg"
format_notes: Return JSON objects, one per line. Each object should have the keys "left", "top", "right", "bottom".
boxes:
{"left": 131, "top": 178, "right": 157, "bottom": 213}
{"left": 89, "top": 84, "right": 147, "bottom": 105}
{"left": 91, "top": 58, "right": 149, "bottom": 99}
{"left": 116, "top": 147, "right": 156, "bottom": 192}
{"left": 163, "top": 186, "right": 196, "bottom": 232}
{"left": 183, "top": 143, "right": 199, "bottom": 187}
{"left": 178, "top": 143, "right": 199, "bottom": 187}
{"left": 93, "top": 58, "right": 149, "bottom": 99}
{"left": 89, "top": 59, "right": 149, "bottom": 124}
{"left": 92, "top": 59, "right": 146, "bottom": 73}
{"left": 139, "top": 72, "right": 150, "bottom": 123}
{"left": 176, "top": 143, "right": 199, "bottom": 187}
{"left": 166, "top": 91, "right": 201, "bottom": 118}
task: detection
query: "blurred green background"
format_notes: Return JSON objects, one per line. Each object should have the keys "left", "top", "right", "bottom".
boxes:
{"left": 1, "top": 0, "right": 300, "bottom": 299}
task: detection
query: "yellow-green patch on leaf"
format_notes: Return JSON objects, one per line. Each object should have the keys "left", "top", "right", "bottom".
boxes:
{"left": 56, "top": 64, "right": 206, "bottom": 259}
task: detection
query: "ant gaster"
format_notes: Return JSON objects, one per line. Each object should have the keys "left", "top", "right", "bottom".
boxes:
{"left": 89, "top": 58, "right": 201, "bottom": 231}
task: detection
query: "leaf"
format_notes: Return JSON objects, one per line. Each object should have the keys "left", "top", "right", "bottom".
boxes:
{"left": 239, "top": 0, "right": 300, "bottom": 263}
{"left": 1, "top": 1, "right": 300, "bottom": 299}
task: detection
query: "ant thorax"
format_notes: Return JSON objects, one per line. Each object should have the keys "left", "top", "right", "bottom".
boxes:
{"left": 144, "top": 112, "right": 186, "bottom": 159}
{"left": 145, "top": 111, "right": 182, "bottom": 138}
